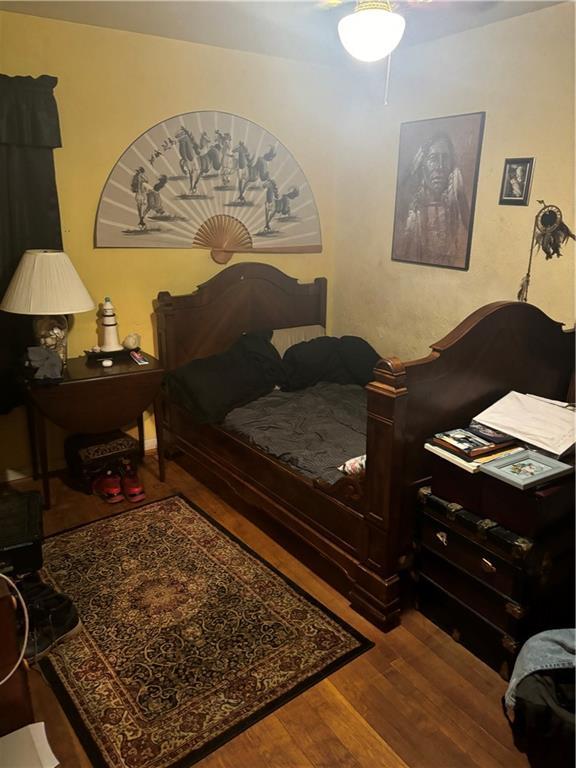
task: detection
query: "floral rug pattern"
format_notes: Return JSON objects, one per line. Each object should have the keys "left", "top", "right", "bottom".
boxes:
{"left": 40, "top": 496, "right": 372, "bottom": 768}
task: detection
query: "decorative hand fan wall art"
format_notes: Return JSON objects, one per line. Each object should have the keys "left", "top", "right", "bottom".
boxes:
{"left": 95, "top": 111, "right": 322, "bottom": 263}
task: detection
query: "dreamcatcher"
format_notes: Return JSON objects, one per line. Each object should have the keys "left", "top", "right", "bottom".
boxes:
{"left": 517, "top": 200, "right": 575, "bottom": 302}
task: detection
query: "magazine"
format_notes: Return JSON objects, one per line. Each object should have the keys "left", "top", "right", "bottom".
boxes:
{"left": 432, "top": 427, "right": 515, "bottom": 458}
{"left": 467, "top": 420, "right": 514, "bottom": 444}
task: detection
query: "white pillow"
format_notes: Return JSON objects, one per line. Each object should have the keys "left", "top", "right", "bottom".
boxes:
{"left": 271, "top": 325, "right": 326, "bottom": 358}
{"left": 338, "top": 455, "right": 366, "bottom": 476}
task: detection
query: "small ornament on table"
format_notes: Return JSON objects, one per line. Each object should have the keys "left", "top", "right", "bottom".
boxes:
{"left": 26, "top": 346, "right": 63, "bottom": 379}
{"left": 99, "top": 297, "right": 123, "bottom": 352}
{"left": 122, "top": 333, "right": 141, "bottom": 350}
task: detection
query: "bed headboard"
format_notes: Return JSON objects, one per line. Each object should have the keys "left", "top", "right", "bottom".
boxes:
{"left": 370, "top": 301, "right": 575, "bottom": 492}
{"left": 155, "top": 263, "right": 327, "bottom": 370}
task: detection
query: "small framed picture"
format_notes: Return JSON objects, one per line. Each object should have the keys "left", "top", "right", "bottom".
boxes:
{"left": 479, "top": 449, "right": 572, "bottom": 490}
{"left": 499, "top": 157, "right": 534, "bottom": 206}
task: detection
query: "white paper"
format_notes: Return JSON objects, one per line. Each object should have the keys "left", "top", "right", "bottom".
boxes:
{"left": 526, "top": 394, "right": 572, "bottom": 407}
{"left": 425, "top": 443, "right": 480, "bottom": 473}
{"left": 475, "top": 391, "right": 575, "bottom": 457}
{"left": 0, "top": 723, "right": 59, "bottom": 768}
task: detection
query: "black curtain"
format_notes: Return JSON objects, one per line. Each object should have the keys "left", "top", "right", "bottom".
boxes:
{"left": 0, "top": 74, "right": 63, "bottom": 413}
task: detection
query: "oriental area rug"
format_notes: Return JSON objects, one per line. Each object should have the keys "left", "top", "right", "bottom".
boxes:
{"left": 39, "top": 496, "right": 373, "bottom": 768}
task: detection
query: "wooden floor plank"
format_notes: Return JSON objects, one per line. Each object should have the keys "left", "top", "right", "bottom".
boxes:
{"left": 401, "top": 610, "right": 506, "bottom": 698}
{"left": 28, "top": 667, "right": 88, "bottom": 767}
{"left": 220, "top": 715, "right": 315, "bottom": 768}
{"left": 386, "top": 659, "right": 517, "bottom": 768}
{"left": 277, "top": 686, "right": 367, "bottom": 768}
{"left": 284, "top": 681, "right": 410, "bottom": 768}
{"left": 376, "top": 625, "right": 515, "bottom": 748}
{"left": 330, "top": 654, "right": 481, "bottom": 768}
{"left": 3, "top": 458, "right": 528, "bottom": 768}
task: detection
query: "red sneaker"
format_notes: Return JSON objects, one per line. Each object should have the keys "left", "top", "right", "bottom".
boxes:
{"left": 92, "top": 471, "right": 124, "bottom": 503}
{"left": 121, "top": 468, "right": 146, "bottom": 503}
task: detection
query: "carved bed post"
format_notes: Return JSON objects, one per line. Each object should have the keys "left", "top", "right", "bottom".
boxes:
{"left": 349, "top": 356, "right": 409, "bottom": 630}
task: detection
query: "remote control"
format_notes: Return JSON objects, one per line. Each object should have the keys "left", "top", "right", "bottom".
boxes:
{"left": 130, "top": 351, "right": 149, "bottom": 365}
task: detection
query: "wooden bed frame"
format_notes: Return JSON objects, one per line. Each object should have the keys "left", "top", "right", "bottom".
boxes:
{"left": 155, "top": 263, "right": 574, "bottom": 631}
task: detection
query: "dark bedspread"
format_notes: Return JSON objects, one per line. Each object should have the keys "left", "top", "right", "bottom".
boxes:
{"left": 223, "top": 382, "right": 367, "bottom": 484}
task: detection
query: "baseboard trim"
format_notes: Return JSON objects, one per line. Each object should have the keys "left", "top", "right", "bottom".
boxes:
{"left": 2, "top": 467, "right": 34, "bottom": 483}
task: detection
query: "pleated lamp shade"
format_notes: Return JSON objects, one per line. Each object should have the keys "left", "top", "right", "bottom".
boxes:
{"left": 0, "top": 250, "right": 95, "bottom": 315}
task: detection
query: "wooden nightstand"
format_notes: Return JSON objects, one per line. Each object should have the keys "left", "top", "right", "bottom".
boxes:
{"left": 413, "top": 459, "right": 575, "bottom": 679}
{"left": 25, "top": 352, "right": 165, "bottom": 508}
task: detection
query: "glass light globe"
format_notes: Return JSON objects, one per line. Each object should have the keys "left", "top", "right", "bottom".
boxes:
{"left": 338, "top": 8, "right": 406, "bottom": 62}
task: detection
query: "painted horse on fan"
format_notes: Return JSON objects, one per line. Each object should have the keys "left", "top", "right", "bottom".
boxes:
{"left": 248, "top": 145, "right": 277, "bottom": 184}
{"left": 215, "top": 129, "right": 234, "bottom": 186}
{"left": 263, "top": 179, "right": 299, "bottom": 232}
{"left": 175, "top": 127, "right": 203, "bottom": 193}
{"left": 196, "top": 131, "right": 223, "bottom": 175}
{"left": 232, "top": 141, "right": 253, "bottom": 202}
{"left": 233, "top": 142, "right": 277, "bottom": 202}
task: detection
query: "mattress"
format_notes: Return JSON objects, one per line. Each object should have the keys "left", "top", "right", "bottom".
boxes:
{"left": 223, "top": 382, "right": 367, "bottom": 484}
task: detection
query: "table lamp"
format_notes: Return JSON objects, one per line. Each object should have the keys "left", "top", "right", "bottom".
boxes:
{"left": 0, "top": 249, "right": 95, "bottom": 364}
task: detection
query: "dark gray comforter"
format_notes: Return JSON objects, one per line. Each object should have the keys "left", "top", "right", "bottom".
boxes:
{"left": 223, "top": 382, "right": 367, "bottom": 484}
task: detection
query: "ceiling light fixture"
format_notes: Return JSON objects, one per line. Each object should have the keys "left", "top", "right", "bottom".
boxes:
{"left": 338, "top": 0, "right": 406, "bottom": 63}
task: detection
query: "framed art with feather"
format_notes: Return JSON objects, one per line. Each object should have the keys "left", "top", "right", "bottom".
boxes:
{"left": 391, "top": 112, "right": 485, "bottom": 270}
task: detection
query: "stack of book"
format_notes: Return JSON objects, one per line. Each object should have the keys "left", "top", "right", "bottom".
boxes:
{"left": 425, "top": 421, "right": 522, "bottom": 473}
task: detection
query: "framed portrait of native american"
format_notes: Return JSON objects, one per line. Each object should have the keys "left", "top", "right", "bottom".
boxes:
{"left": 94, "top": 111, "right": 322, "bottom": 264}
{"left": 499, "top": 157, "right": 534, "bottom": 206}
{"left": 391, "top": 112, "right": 485, "bottom": 270}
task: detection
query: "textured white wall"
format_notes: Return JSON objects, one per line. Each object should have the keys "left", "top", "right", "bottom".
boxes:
{"left": 331, "top": 3, "right": 575, "bottom": 360}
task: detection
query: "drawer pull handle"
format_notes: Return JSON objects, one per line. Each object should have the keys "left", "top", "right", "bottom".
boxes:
{"left": 502, "top": 635, "right": 519, "bottom": 654}
{"left": 481, "top": 557, "right": 496, "bottom": 574}
{"left": 505, "top": 602, "right": 527, "bottom": 620}
{"left": 435, "top": 531, "right": 448, "bottom": 546}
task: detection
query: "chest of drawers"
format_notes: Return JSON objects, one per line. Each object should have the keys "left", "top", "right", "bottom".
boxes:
{"left": 414, "top": 485, "right": 574, "bottom": 679}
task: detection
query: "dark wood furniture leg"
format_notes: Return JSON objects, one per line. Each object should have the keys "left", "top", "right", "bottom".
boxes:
{"left": 137, "top": 412, "right": 145, "bottom": 459}
{"left": 25, "top": 400, "right": 39, "bottom": 481}
{"left": 153, "top": 394, "right": 165, "bottom": 482}
{"left": 35, "top": 408, "right": 51, "bottom": 510}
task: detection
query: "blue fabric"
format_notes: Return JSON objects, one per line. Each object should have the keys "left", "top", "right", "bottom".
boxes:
{"left": 505, "top": 629, "right": 575, "bottom": 711}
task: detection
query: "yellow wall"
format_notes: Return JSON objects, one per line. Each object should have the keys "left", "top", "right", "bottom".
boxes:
{"left": 0, "top": 11, "right": 339, "bottom": 477}
{"left": 331, "top": 2, "right": 575, "bottom": 359}
{"left": 1, "top": 5, "right": 574, "bottom": 478}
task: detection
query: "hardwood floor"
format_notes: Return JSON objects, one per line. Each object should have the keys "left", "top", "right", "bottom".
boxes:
{"left": 7, "top": 457, "right": 528, "bottom": 768}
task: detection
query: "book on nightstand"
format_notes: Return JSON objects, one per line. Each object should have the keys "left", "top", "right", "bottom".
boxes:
{"left": 425, "top": 442, "right": 524, "bottom": 473}
{"left": 432, "top": 424, "right": 517, "bottom": 459}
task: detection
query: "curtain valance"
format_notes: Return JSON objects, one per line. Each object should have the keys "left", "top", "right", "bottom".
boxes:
{"left": 0, "top": 74, "right": 61, "bottom": 148}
